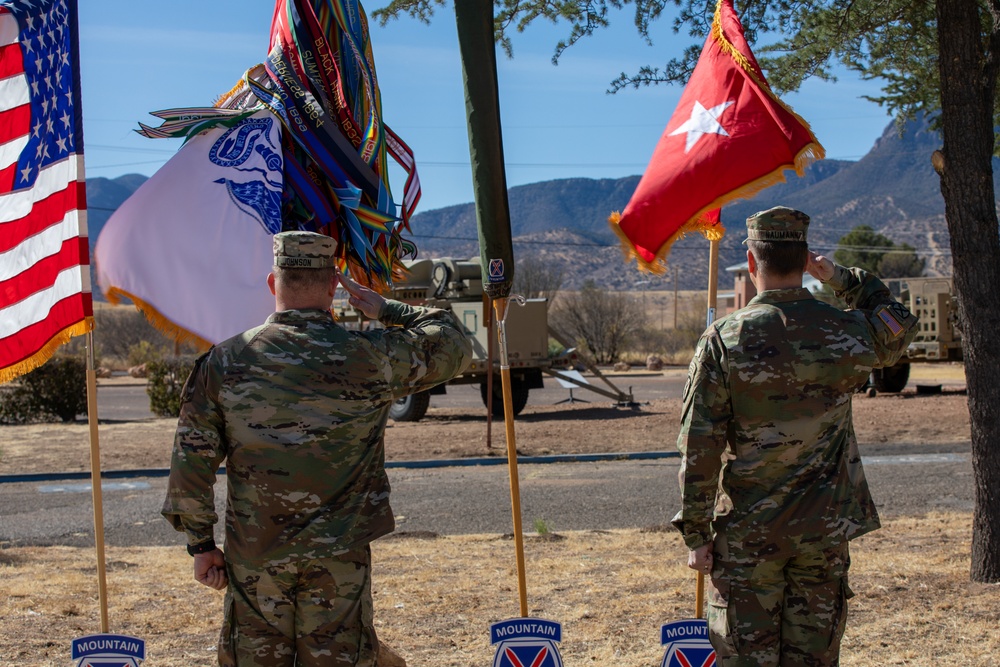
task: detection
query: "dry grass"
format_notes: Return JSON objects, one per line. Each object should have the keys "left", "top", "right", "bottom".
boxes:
{"left": 1, "top": 512, "right": 996, "bottom": 666}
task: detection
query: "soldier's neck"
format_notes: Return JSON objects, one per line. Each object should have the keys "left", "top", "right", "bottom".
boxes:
{"left": 751, "top": 272, "right": 802, "bottom": 292}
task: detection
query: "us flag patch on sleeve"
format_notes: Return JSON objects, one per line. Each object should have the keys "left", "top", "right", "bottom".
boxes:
{"left": 878, "top": 306, "right": 905, "bottom": 338}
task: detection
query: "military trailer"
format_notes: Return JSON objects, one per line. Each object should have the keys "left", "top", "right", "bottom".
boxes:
{"left": 874, "top": 277, "right": 963, "bottom": 393}
{"left": 336, "top": 257, "right": 632, "bottom": 421}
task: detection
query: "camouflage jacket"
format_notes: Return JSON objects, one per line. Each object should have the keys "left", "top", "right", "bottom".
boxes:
{"left": 162, "top": 300, "right": 471, "bottom": 565}
{"left": 673, "top": 265, "right": 919, "bottom": 559}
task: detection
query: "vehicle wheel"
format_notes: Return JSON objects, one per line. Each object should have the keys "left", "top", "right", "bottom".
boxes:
{"left": 388, "top": 391, "right": 431, "bottom": 422}
{"left": 874, "top": 363, "right": 911, "bottom": 393}
{"left": 480, "top": 378, "right": 530, "bottom": 418}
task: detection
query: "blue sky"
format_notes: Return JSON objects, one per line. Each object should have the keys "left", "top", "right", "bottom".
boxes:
{"left": 77, "top": 0, "right": 894, "bottom": 213}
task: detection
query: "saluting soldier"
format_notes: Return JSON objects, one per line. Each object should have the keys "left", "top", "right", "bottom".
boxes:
{"left": 673, "top": 207, "right": 919, "bottom": 666}
{"left": 162, "top": 231, "right": 472, "bottom": 667}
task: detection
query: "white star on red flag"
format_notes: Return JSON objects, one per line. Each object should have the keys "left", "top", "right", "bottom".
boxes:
{"left": 669, "top": 100, "right": 734, "bottom": 153}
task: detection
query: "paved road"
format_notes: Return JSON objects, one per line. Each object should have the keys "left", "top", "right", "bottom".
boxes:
{"left": 0, "top": 450, "right": 973, "bottom": 549}
{"left": 2, "top": 370, "right": 970, "bottom": 548}
{"left": 92, "top": 371, "right": 684, "bottom": 422}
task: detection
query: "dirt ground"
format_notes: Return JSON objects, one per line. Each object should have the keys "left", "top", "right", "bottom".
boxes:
{"left": 0, "top": 363, "right": 972, "bottom": 476}
{"left": 1, "top": 513, "right": 997, "bottom": 667}
{"left": 2, "top": 363, "right": 995, "bottom": 666}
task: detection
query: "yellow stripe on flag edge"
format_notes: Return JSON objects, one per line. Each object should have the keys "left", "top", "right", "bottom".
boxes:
{"left": 710, "top": 0, "right": 826, "bottom": 161}
{"left": 0, "top": 317, "right": 94, "bottom": 385}
{"left": 607, "top": 0, "right": 827, "bottom": 275}
{"left": 608, "top": 142, "right": 824, "bottom": 275}
{"left": 104, "top": 287, "right": 213, "bottom": 353}
{"left": 608, "top": 211, "right": 724, "bottom": 276}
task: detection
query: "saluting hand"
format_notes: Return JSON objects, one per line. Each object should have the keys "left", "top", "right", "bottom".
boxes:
{"left": 806, "top": 251, "right": 835, "bottom": 282}
{"left": 339, "top": 273, "right": 386, "bottom": 320}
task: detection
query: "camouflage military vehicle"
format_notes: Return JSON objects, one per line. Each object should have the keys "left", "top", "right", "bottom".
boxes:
{"left": 336, "top": 257, "right": 629, "bottom": 421}
{"left": 875, "top": 277, "right": 963, "bottom": 393}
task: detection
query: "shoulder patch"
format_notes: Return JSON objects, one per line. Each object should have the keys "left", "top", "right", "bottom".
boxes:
{"left": 877, "top": 305, "right": 905, "bottom": 338}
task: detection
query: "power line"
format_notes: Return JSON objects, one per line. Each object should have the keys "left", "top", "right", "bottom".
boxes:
{"left": 407, "top": 233, "right": 952, "bottom": 255}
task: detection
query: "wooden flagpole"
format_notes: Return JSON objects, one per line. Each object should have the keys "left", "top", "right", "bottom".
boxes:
{"left": 85, "top": 331, "right": 110, "bottom": 632}
{"left": 494, "top": 297, "right": 529, "bottom": 617}
{"left": 695, "top": 236, "right": 722, "bottom": 619}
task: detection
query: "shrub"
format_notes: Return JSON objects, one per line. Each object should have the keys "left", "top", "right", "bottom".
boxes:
{"left": 0, "top": 355, "right": 87, "bottom": 424}
{"left": 127, "top": 340, "right": 164, "bottom": 367}
{"left": 90, "top": 306, "right": 196, "bottom": 371}
{"left": 146, "top": 356, "right": 198, "bottom": 418}
{"left": 551, "top": 281, "right": 648, "bottom": 364}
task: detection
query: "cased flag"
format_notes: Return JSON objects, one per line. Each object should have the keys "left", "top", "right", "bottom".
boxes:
{"left": 610, "top": 0, "right": 825, "bottom": 272}
{"left": 0, "top": 0, "right": 92, "bottom": 384}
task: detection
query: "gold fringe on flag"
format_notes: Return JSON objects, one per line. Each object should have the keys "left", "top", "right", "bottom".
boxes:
{"left": 710, "top": 0, "right": 826, "bottom": 165}
{"left": 0, "top": 318, "right": 94, "bottom": 385}
{"left": 608, "top": 0, "right": 825, "bottom": 275}
{"left": 104, "top": 288, "right": 213, "bottom": 352}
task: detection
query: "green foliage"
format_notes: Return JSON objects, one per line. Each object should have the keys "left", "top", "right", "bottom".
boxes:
{"left": 834, "top": 225, "right": 925, "bottom": 278}
{"left": 372, "top": 0, "right": 628, "bottom": 61}
{"left": 533, "top": 518, "right": 552, "bottom": 535}
{"left": 0, "top": 355, "right": 87, "bottom": 424}
{"left": 372, "top": 0, "right": 970, "bottom": 131}
{"left": 146, "top": 356, "right": 198, "bottom": 418}
{"left": 92, "top": 307, "right": 190, "bottom": 370}
{"left": 127, "top": 341, "right": 164, "bottom": 368}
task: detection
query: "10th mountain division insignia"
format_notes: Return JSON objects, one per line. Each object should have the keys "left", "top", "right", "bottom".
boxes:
{"left": 661, "top": 619, "right": 716, "bottom": 667}
{"left": 72, "top": 634, "right": 146, "bottom": 667}
{"left": 490, "top": 618, "right": 563, "bottom": 667}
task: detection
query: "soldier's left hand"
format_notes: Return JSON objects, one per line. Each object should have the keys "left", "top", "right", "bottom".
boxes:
{"left": 687, "top": 543, "right": 714, "bottom": 575}
{"left": 194, "top": 549, "right": 228, "bottom": 591}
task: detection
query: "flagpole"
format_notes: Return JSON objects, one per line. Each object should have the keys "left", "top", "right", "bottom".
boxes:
{"left": 706, "top": 238, "right": 720, "bottom": 325}
{"left": 494, "top": 297, "right": 529, "bottom": 617}
{"left": 85, "top": 331, "right": 110, "bottom": 632}
{"left": 694, "top": 236, "right": 722, "bottom": 619}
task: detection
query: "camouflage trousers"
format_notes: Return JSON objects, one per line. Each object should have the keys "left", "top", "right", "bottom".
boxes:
{"left": 219, "top": 546, "right": 378, "bottom": 667}
{"left": 706, "top": 540, "right": 852, "bottom": 667}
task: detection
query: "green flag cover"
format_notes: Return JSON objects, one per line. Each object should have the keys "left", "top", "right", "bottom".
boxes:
{"left": 454, "top": 0, "right": 515, "bottom": 298}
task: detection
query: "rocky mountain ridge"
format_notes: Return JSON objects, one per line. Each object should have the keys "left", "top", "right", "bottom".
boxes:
{"left": 86, "top": 116, "right": 970, "bottom": 294}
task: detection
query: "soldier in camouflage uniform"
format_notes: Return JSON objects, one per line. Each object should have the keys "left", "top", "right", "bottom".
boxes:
{"left": 672, "top": 207, "right": 919, "bottom": 666}
{"left": 162, "top": 231, "right": 472, "bottom": 667}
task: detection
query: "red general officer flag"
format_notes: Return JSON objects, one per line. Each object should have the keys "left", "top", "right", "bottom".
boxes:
{"left": 0, "top": 0, "right": 92, "bottom": 384}
{"left": 610, "top": 0, "right": 824, "bottom": 272}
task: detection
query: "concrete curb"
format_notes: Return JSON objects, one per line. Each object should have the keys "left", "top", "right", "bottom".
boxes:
{"left": 0, "top": 450, "right": 680, "bottom": 485}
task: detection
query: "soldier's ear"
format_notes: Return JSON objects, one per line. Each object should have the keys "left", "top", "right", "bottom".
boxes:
{"left": 267, "top": 272, "right": 276, "bottom": 296}
{"left": 746, "top": 249, "right": 757, "bottom": 275}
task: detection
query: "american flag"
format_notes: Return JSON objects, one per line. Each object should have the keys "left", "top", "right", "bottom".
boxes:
{"left": 0, "top": 0, "right": 92, "bottom": 384}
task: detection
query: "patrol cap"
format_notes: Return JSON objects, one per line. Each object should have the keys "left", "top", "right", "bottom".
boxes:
{"left": 273, "top": 231, "right": 337, "bottom": 269}
{"left": 743, "top": 206, "right": 810, "bottom": 244}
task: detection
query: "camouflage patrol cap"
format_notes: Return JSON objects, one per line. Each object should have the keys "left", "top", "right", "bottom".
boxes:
{"left": 743, "top": 206, "right": 810, "bottom": 244}
{"left": 273, "top": 231, "right": 337, "bottom": 269}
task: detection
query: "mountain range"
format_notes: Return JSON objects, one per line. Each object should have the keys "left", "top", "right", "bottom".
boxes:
{"left": 86, "top": 115, "right": 967, "bottom": 295}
